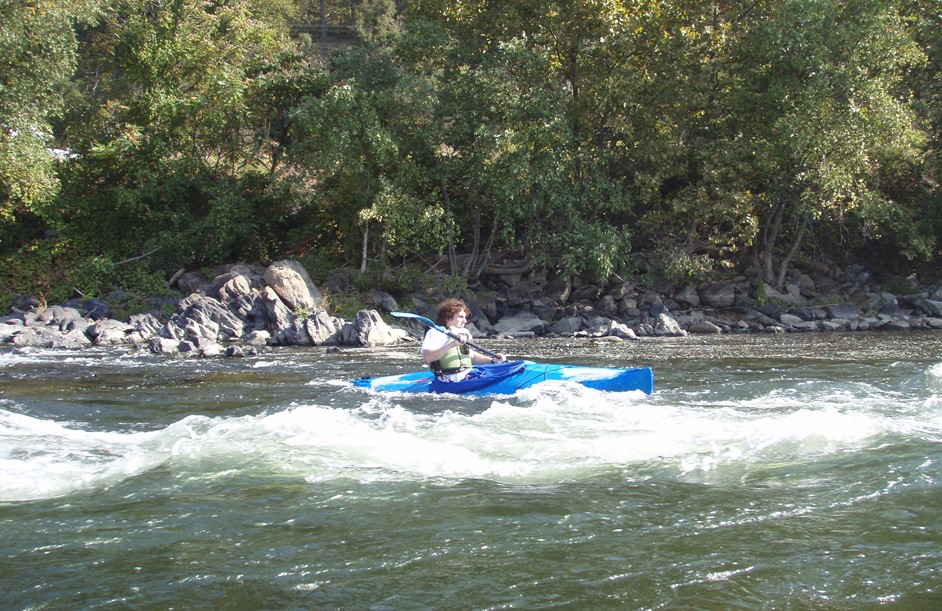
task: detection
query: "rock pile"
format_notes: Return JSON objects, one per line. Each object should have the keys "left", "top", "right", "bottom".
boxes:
{"left": 457, "top": 261, "right": 942, "bottom": 338}
{"left": 0, "top": 261, "right": 409, "bottom": 356}
{"left": 1, "top": 259, "right": 940, "bottom": 356}
{"left": 454, "top": 265, "right": 942, "bottom": 339}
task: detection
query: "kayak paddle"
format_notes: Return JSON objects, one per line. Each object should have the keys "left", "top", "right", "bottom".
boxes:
{"left": 390, "top": 311, "right": 502, "bottom": 360}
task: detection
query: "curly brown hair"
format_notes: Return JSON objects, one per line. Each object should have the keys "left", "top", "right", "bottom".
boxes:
{"left": 435, "top": 298, "right": 470, "bottom": 326}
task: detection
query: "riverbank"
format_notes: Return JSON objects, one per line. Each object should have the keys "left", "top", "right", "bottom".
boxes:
{"left": 1, "top": 258, "right": 941, "bottom": 356}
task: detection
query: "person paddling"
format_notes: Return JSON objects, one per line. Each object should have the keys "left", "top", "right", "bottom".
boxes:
{"left": 421, "top": 298, "right": 506, "bottom": 382}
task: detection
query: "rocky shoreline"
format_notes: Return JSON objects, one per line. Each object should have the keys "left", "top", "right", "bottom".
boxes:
{"left": 1, "top": 259, "right": 941, "bottom": 356}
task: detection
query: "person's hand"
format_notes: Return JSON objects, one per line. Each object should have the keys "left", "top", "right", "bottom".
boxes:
{"left": 490, "top": 353, "right": 507, "bottom": 363}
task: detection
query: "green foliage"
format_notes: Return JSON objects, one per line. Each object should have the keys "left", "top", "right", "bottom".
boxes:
{"left": 73, "top": 256, "right": 116, "bottom": 298}
{"left": 0, "top": 239, "right": 74, "bottom": 306}
{"left": 0, "top": 0, "right": 99, "bottom": 233}
{"left": 755, "top": 279, "right": 768, "bottom": 307}
{"left": 648, "top": 243, "right": 714, "bottom": 285}
{"left": 325, "top": 290, "right": 370, "bottom": 320}
{"left": 1, "top": 0, "right": 939, "bottom": 301}
{"left": 728, "top": 0, "right": 929, "bottom": 282}
{"left": 352, "top": 262, "right": 426, "bottom": 297}
{"left": 441, "top": 273, "right": 468, "bottom": 297}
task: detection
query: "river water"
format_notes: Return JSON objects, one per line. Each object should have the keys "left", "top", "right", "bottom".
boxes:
{"left": 1, "top": 332, "right": 940, "bottom": 609}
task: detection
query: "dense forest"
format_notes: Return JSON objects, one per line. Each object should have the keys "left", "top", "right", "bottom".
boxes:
{"left": 1, "top": 0, "right": 940, "bottom": 311}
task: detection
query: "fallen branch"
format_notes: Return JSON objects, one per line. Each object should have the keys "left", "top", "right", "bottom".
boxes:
{"left": 114, "top": 247, "right": 161, "bottom": 266}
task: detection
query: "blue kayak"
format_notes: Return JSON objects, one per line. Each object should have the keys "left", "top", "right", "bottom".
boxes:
{"left": 352, "top": 360, "right": 654, "bottom": 396}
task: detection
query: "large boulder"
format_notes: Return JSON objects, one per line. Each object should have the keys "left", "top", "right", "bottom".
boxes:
{"left": 826, "top": 304, "right": 861, "bottom": 321}
{"left": 12, "top": 326, "right": 92, "bottom": 349}
{"left": 218, "top": 274, "right": 258, "bottom": 319}
{"left": 304, "top": 310, "right": 344, "bottom": 345}
{"left": 88, "top": 319, "right": 137, "bottom": 345}
{"left": 339, "top": 310, "right": 408, "bottom": 346}
{"left": 674, "top": 286, "right": 701, "bottom": 308}
{"left": 688, "top": 320, "right": 723, "bottom": 334}
{"left": 654, "top": 312, "right": 687, "bottom": 336}
{"left": 699, "top": 283, "right": 737, "bottom": 308}
{"left": 495, "top": 311, "right": 545, "bottom": 335}
{"left": 608, "top": 320, "right": 639, "bottom": 340}
{"left": 260, "top": 286, "right": 295, "bottom": 343}
{"left": 549, "top": 316, "right": 583, "bottom": 335}
{"left": 263, "top": 260, "right": 323, "bottom": 311}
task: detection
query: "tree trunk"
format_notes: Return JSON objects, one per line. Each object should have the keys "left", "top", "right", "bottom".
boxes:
{"left": 760, "top": 199, "right": 787, "bottom": 286}
{"left": 319, "top": 0, "right": 327, "bottom": 47}
{"left": 774, "top": 213, "right": 810, "bottom": 290}
{"left": 440, "top": 177, "right": 457, "bottom": 274}
{"left": 359, "top": 223, "right": 369, "bottom": 275}
{"left": 464, "top": 205, "right": 481, "bottom": 277}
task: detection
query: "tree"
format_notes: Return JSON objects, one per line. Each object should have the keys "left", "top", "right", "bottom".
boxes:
{"left": 290, "top": 45, "right": 445, "bottom": 275}
{"left": 0, "top": 0, "right": 99, "bottom": 248}
{"left": 730, "top": 0, "right": 928, "bottom": 286}
{"left": 406, "top": 0, "right": 656, "bottom": 280}
{"left": 54, "top": 0, "right": 298, "bottom": 266}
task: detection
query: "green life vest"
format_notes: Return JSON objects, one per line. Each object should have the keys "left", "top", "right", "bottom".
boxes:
{"left": 430, "top": 327, "right": 473, "bottom": 374}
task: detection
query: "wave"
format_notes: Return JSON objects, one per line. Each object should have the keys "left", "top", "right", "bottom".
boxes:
{"left": 2, "top": 371, "right": 939, "bottom": 502}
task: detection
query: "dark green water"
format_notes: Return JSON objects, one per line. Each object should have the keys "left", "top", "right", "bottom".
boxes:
{"left": 1, "top": 333, "right": 940, "bottom": 609}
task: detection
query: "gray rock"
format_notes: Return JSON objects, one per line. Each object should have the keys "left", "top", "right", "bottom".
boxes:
{"left": 506, "top": 279, "right": 543, "bottom": 305}
{"left": 218, "top": 275, "right": 256, "bottom": 317}
{"left": 199, "top": 341, "right": 223, "bottom": 358}
{"left": 780, "top": 313, "right": 803, "bottom": 325}
{"left": 304, "top": 310, "right": 342, "bottom": 345}
{"left": 263, "top": 260, "right": 323, "bottom": 311}
{"left": 0, "top": 322, "right": 22, "bottom": 341}
{"left": 88, "top": 319, "right": 136, "bottom": 345}
{"left": 583, "top": 316, "right": 613, "bottom": 336}
{"left": 608, "top": 320, "right": 639, "bottom": 340}
{"left": 11, "top": 327, "right": 87, "bottom": 349}
{"left": 530, "top": 297, "right": 558, "bottom": 322}
{"left": 688, "top": 321, "right": 723, "bottom": 334}
{"left": 699, "top": 284, "right": 736, "bottom": 308}
{"left": 261, "top": 286, "right": 295, "bottom": 343}
{"left": 596, "top": 295, "right": 619, "bottom": 318}
{"left": 674, "top": 286, "right": 700, "bottom": 308}
{"left": 129, "top": 313, "right": 163, "bottom": 339}
{"left": 793, "top": 321, "right": 820, "bottom": 331}
{"left": 883, "top": 320, "right": 911, "bottom": 331}
{"left": 654, "top": 313, "right": 686, "bottom": 336}
{"left": 370, "top": 290, "right": 398, "bottom": 312}
{"left": 571, "top": 283, "right": 601, "bottom": 302}
{"left": 494, "top": 311, "right": 545, "bottom": 335}
{"left": 911, "top": 299, "right": 942, "bottom": 317}
{"left": 344, "top": 309, "right": 409, "bottom": 346}
{"left": 245, "top": 330, "right": 271, "bottom": 347}
{"left": 544, "top": 277, "right": 571, "bottom": 304}
{"left": 549, "top": 316, "right": 583, "bottom": 335}
{"left": 826, "top": 304, "right": 860, "bottom": 321}
{"left": 150, "top": 337, "right": 183, "bottom": 354}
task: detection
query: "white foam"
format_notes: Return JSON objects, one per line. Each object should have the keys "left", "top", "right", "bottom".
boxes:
{"left": 0, "top": 409, "right": 183, "bottom": 502}
{"left": 3, "top": 368, "right": 939, "bottom": 500}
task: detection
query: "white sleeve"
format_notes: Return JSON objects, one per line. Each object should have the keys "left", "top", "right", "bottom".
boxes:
{"left": 421, "top": 328, "right": 450, "bottom": 352}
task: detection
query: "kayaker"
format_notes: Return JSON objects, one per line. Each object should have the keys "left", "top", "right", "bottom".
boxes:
{"left": 421, "top": 298, "right": 506, "bottom": 382}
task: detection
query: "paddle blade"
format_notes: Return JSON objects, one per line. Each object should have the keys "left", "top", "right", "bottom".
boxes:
{"left": 390, "top": 311, "right": 438, "bottom": 329}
